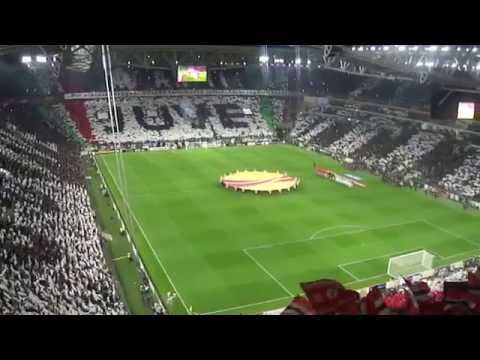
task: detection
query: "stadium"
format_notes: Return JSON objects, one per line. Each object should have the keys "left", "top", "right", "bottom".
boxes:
{"left": 1, "top": 44, "right": 480, "bottom": 315}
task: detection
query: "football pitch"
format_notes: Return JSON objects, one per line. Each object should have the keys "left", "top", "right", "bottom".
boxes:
{"left": 97, "top": 144, "right": 480, "bottom": 315}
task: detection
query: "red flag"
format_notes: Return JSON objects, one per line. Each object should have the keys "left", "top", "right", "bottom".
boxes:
{"left": 400, "top": 287, "right": 421, "bottom": 315}
{"left": 301, "top": 279, "right": 346, "bottom": 314}
{"left": 467, "top": 268, "right": 480, "bottom": 289}
{"left": 443, "top": 281, "right": 470, "bottom": 304}
{"left": 442, "top": 281, "right": 480, "bottom": 312}
{"left": 403, "top": 277, "right": 430, "bottom": 295}
{"left": 334, "top": 289, "right": 361, "bottom": 315}
{"left": 417, "top": 301, "right": 445, "bottom": 315}
{"left": 360, "top": 286, "right": 387, "bottom": 315}
{"left": 384, "top": 291, "right": 409, "bottom": 312}
{"left": 466, "top": 288, "right": 480, "bottom": 313}
{"left": 403, "top": 277, "right": 431, "bottom": 305}
{"left": 281, "top": 296, "right": 317, "bottom": 315}
{"left": 442, "top": 303, "right": 471, "bottom": 315}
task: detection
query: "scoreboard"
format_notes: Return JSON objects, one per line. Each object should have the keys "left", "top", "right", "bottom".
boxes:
{"left": 457, "top": 102, "right": 476, "bottom": 120}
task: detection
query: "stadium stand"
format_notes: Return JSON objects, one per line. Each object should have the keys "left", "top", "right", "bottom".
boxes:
{"left": 85, "top": 95, "right": 276, "bottom": 148}
{"left": 440, "top": 153, "right": 480, "bottom": 199}
{"left": 4, "top": 43, "right": 478, "bottom": 315}
{"left": 288, "top": 105, "right": 480, "bottom": 207}
{"left": 0, "top": 104, "right": 127, "bottom": 315}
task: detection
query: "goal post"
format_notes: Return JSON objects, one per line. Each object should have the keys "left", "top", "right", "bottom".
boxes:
{"left": 387, "top": 250, "right": 435, "bottom": 278}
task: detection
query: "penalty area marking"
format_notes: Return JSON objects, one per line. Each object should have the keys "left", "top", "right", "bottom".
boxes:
{"left": 204, "top": 243, "right": 480, "bottom": 315}
{"left": 244, "top": 220, "right": 424, "bottom": 252}
{"left": 100, "top": 156, "right": 192, "bottom": 315}
{"left": 243, "top": 249, "right": 294, "bottom": 297}
{"left": 337, "top": 264, "right": 360, "bottom": 281}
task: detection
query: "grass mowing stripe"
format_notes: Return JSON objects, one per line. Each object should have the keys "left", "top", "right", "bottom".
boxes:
{"left": 244, "top": 220, "right": 424, "bottom": 251}
{"left": 421, "top": 219, "right": 480, "bottom": 248}
{"left": 100, "top": 155, "right": 191, "bottom": 314}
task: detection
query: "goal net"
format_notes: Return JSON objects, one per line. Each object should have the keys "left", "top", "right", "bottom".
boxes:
{"left": 387, "top": 250, "right": 435, "bottom": 278}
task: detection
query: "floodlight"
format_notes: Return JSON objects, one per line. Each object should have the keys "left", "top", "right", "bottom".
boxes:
{"left": 36, "top": 55, "right": 47, "bottom": 63}
{"left": 21, "top": 56, "right": 32, "bottom": 64}
{"left": 259, "top": 55, "right": 269, "bottom": 63}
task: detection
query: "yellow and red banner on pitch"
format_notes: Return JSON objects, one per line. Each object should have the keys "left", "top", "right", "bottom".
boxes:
{"left": 314, "top": 166, "right": 366, "bottom": 188}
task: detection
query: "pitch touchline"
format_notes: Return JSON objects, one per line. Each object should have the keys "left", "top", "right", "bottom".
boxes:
{"left": 100, "top": 156, "right": 191, "bottom": 314}
{"left": 200, "top": 296, "right": 293, "bottom": 315}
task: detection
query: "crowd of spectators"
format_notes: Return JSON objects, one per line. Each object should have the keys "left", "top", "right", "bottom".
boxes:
{"left": 440, "top": 153, "right": 480, "bottom": 200}
{"left": 290, "top": 108, "right": 480, "bottom": 203}
{"left": 0, "top": 105, "right": 127, "bottom": 314}
{"left": 84, "top": 65, "right": 434, "bottom": 112}
{"left": 374, "top": 131, "right": 445, "bottom": 187}
{"left": 326, "top": 120, "right": 380, "bottom": 158}
{"left": 110, "top": 66, "right": 251, "bottom": 91}
{"left": 86, "top": 95, "right": 276, "bottom": 149}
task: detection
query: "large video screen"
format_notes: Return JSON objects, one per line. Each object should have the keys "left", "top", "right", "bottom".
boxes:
{"left": 457, "top": 102, "right": 475, "bottom": 120}
{"left": 177, "top": 65, "right": 207, "bottom": 83}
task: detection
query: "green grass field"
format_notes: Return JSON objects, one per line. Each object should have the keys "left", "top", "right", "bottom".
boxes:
{"left": 97, "top": 144, "right": 480, "bottom": 315}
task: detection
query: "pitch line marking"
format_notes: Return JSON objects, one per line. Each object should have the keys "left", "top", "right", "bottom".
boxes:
{"left": 337, "top": 264, "right": 360, "bottom": 281}
{"left": 244, "top": 220, "right": 424, "bottom": 251}
{"left": 202, "top": 244, "right": 480, "bottom": 315}
{"left": 112, "top": 255, "right": 129, "bottom": 262}
{"left": 341, "top": 247, "right": 425, "bottom": 268}
{"left": 421, "top": 247, "right": 445, "bottom": 260}
{"left": 345, "top": 273, "right": 388, "bottom": 286}
{"left": 201, "top": 295, "right": 293, "bottom": 315}
{"left": 442, "top": 248, "right": 480, "bottom": 260}
{"left": 243, "top": 249, "right": 294, "bottom": 297}
{"left": 309, "top": 225, "right": 367, "bottom": 240}
{"left": 100, "top": 156, "right": 191, "bottom": 314}
{"left": 421, "top": 219, "right": 480, "bottom": 249}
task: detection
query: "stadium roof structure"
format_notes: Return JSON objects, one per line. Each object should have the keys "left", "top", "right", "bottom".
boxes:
{"left": 306, "top": 45, "right": 480, "bottom": 89}
{"left": 2, "top": 44, "right": 479, "bottom": 89}
{"left": 111, "top": 44, "right": 480, "bottom": 88}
